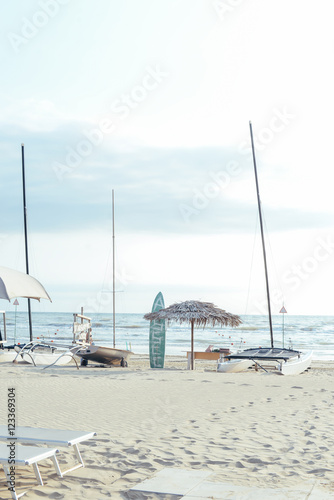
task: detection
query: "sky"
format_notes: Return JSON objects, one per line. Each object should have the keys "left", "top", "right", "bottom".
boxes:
{"left": 1, "top": 0, "right": 334, "bottom": 317}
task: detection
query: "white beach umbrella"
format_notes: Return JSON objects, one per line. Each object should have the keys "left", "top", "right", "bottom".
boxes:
{"left": 0, "top": 266, "right": 51, "bottom": 302}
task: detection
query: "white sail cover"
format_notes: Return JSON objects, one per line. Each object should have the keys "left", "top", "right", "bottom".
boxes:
{"left": 0, "top": 266, "right": 51, "bottom": 302}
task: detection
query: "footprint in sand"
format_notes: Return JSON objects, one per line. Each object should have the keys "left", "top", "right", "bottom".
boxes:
{"left": 308, "top": 467, "right": 332, "bottom": 475}
{"left": 184, "top": 449, "right": 196, "bottom": 455}
{"left": 34, "top": 493, "right": 64, "bottom": 499}
{"left": 154, "top": 458, "right": 176, "bottom": 466}
{"left": 124, "top": 447, "right": 140, "bottom": 454}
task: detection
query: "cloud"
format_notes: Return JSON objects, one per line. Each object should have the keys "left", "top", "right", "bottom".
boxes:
{"left": 0, "top": 120, "right": 331, "bottom": 240}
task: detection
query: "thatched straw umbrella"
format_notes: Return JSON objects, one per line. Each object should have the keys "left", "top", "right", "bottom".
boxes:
{"left": 144, "top": 300, "right": 242, "bottom": 370}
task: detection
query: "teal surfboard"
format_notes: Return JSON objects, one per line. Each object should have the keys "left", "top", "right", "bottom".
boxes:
{"left": 149, "top": 292, "right": 166, "bottom": 368}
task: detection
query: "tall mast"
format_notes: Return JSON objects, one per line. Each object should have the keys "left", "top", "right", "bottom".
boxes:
{"left": 249, "top": 122, "right": 274, "bottom": 348}
{"left": 112, "top": 189, "right": 116, "bottom": 348}
{"left": 21, "top": 143, "right": 33, "bottom": 342}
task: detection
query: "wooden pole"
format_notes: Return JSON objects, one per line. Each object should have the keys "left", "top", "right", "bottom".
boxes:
{"left": 280, "top": 305, "right": 287, "bottom": 348}
{"left": 112, "top": 189, "right": 116, "bottom": 348}
{"left": 21, "top": 144, "right": 33, "bottom": 342}
{"left": 249, "top": 122, "right": 274, "bottom": 349}
{"left": 191, "top": 320, "right": 194, "bottom": 370}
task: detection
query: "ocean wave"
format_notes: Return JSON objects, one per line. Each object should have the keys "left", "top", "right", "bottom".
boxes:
{"left": 237, "top": 327, "right": 258, "bottom": 331}
{"left": 3, "top": 312, "right": 334, "bottom": 360}
{"left": 117, "top": 325, "right": 141, "bottom": 329}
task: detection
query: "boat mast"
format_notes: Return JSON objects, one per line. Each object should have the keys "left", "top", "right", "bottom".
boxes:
{"left": 21, "top": 143, "right": 33, "bottom": 342}
{"left": 112, "top": 189, "right": 116, "bottom": 348}
{"left": 249, "top": 122, "right": 274, "bottom": 348}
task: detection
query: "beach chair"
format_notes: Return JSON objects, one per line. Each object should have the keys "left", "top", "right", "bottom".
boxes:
{"left": 0, "top": 442, "right": 61, "bottom": 500}
{"left": 0, "top": 427, "right": 96, "bottom": 475}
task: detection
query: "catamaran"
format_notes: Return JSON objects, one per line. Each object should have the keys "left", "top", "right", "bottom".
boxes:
{"left": 218, "top": 122, "right": 313, "bottom": 375}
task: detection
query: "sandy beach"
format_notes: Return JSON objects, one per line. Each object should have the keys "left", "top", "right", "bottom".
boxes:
{"left": 0, "top": 355, "right": 334, "bottom": 499}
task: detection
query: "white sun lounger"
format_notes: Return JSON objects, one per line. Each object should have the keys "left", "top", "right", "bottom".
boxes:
{"left": 0, "top": 427, "right": 96, "bottom": 475}
{"left": 0, "top": 442, "right": 61, "bottom": 500}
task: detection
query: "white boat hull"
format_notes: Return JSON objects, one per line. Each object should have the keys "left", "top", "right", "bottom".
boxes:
{"left": 20, "top": 351, "right": 73, "bottom": 366}
{"left": 217, "top": 359, "right": 254, "bottom": 373}
{"left": 278, "top": 350, "right": 313, "bottom": 375}
{"left": 11, "top": 344, "right": 74, "bottom": 366}
{"left": 74, "top": 345, "right": 133, "bottom": 366}
{"left": 0, "top": 350, "right": 19, "bottom": 363}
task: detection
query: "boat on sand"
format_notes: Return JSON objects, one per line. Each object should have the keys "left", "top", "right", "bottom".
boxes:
{"left": 72, "top": 193, "right": 133, "bottom": 367}
{"left": 218, "top": 347, "right": 313, "bottom": 375}
{"left": 217, "top": 358, "right": 254, "bottom": 373}
{"left": 218, "top": 123, "right": 313, "bottom": 376}
{"left": 71, "top": 308, "right": 132, "bottom": 368}
{"left": 74, "top": 343, "right": 132, "bottom": 367}
{"left": 13, "top": 341, "right": 73, "bottom": 366}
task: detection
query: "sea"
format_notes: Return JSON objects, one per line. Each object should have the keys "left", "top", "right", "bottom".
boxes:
{"left": 1, "top": 312, "right": 334, "bottom": 361}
